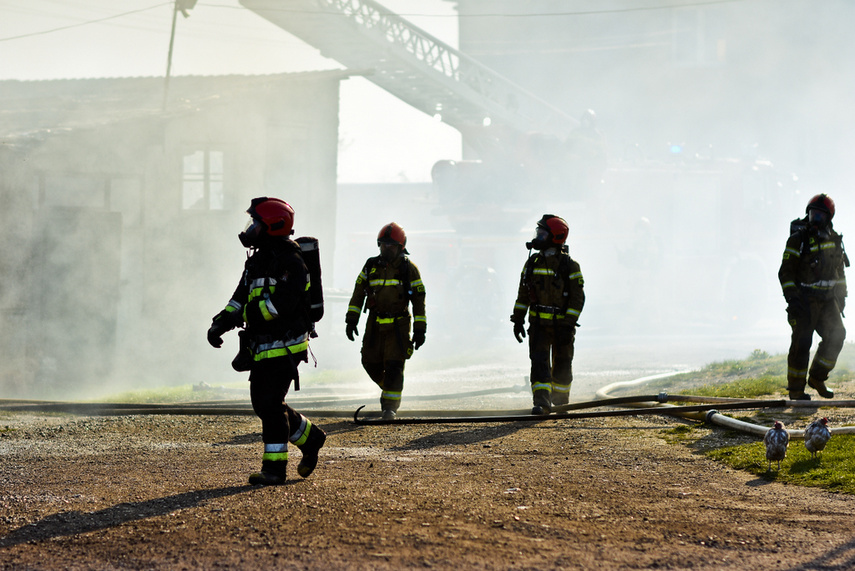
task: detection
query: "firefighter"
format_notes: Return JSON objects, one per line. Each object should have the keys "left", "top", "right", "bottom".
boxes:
{"left": 206, "top": 197, "right": 326, "bottom": 485}
{"left": 779, "top": 193, "right": 848, "bottom": 400}
{"left": 345, "top": 222, "right": 427, "bottom": 420}
{"left": 511, "top": 214, "right": 585, "bottom": 414}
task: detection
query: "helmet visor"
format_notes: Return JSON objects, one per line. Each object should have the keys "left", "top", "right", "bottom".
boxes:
{"left": 809, "top": 209, "right": 829, "bottom": 227}
{"left": 239, "top": 218, "right": 263, "bottom": 247}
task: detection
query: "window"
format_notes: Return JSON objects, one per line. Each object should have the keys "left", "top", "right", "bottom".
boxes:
{"left": 182, "top": 149, "right": 225, "bottom": 210}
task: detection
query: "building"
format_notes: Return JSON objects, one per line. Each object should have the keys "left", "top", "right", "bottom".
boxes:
{"left": 0, "top": 71, "right": 350, "bottom": 397}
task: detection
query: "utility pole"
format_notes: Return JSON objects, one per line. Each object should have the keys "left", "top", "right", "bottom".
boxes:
{"left": 162, "top": 0, "right": 197, "bottom": 111}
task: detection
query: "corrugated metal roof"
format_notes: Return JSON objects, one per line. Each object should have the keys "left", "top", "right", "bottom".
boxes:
{"left": 0, "top": 69, "right": 362, "bottom": 142}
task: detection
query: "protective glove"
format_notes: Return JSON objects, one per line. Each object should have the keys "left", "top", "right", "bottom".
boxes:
{"left": 345, "top": 322, "right": 359, "bottom": 341}
{"left": 412, "top": 330, "right": 426, "bottom": 350}
{"left": 513, "top": 321, "right": 526, "bottom": 343}
{"left": 207, "top": 324, "right": 225, "bottom": 348}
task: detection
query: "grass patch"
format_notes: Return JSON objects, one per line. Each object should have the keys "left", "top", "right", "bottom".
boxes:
{"left": 707, "top": 436, "right": 855, "bottom": 492}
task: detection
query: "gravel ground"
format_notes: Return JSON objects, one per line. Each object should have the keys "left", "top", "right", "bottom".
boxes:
{"left": 3, "top": 394, "right": 855, "bottom": 571}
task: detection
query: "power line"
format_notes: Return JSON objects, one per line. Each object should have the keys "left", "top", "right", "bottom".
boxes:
{"left": 0, "top": 2, "right": 170, "bottom": 42}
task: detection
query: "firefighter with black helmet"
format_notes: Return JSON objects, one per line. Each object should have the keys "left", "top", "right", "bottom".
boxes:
{"left": 779, "top": 193, "right": 848, "bottom": 400}
{"left": 206, "top": 197, "right": 326, "bottom": 485}
{"left": 511, "top": 214, "right": 585, "bottom": 414}
{"left": 345, "top": 222, "right": 427, "bottom": 420}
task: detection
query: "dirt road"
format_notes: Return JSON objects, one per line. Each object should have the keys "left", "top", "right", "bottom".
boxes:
{"left": 2, "top": 406, "right": 855, "bottom": 571}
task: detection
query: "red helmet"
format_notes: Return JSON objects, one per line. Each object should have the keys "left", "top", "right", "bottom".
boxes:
{"left": 239, "top": 197, "right": 294, "bottom": 247}
{"left": 377, "top": 222, "right": 407, "bottom": 248}
{"left": 538, "top": 214, "right": 569, "bottom": 245}
{"left": 806, "top": 194, "right": 835, "bottom": 219}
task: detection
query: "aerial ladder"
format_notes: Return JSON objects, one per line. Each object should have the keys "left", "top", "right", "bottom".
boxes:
{"left": 239, "top": 0, "right": 580, "bottom": 155}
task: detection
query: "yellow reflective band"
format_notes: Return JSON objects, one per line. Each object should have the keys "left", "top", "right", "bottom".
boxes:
{"left": 782, "top": 281, "right": 796, "bottom": 290}
{"left": 248, "top": 285, "right": 277, "bottom": 303}
{"left": 532, "top": 383, "right": 552, "bottom": 392}
{"left": 369, "top": 279, "right": 402, "bottom": 288}
{"left": 226, "top": 301, "right": 241, "bottom": 312}
{"left": 552, "top": 384, "right": 571, "bottom": 394}
{"left": 381, "top": 390, "right": 402, "bottom": 401}
{"left": 414, "top": 315, "right": 426, "bottom": 323}
{"left": 514, "top": 302, "right": 528, "bottom": 311}
{"left": 784, "top": 247, "right": 800, "bottom": 257}
{"left": 816, "top": 357, "right": 836, "bottom": 368}
{"left": 253, "top": 340, "right": 310, "bottom": 361}
{"left": 568, "top": 272, "right": 583, "bottom": 280}
{"left": 376, "top": 317, "right": 397, "bottom": 324}
{"left": 534, "top": 312, "right": 565, "bottom": 320}
{"left": 788, "top": 367, "right": 807, "bottom": 376}
{"left": 532, "top": 268, "right": 555, "bottom": 276}
{"left": 410, "top": 279, "right": 423, "bottom": 287}
{"left": 347, "top": 305, "right": 362, "bottom": 314}
{"left": 262, "top": 452, "right": 289, "bottom": 462}
{"left": 291, "top": 418, "right": 312, "bottom": 447}
{"left": 259, "top": 300, "right": 276, "bottom": 321}
{"left": 566, "top": 308, "right": 581, "bottom": 317}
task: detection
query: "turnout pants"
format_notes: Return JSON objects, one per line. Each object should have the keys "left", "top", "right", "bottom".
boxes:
{"left": 361, "top": 316, "right": 413, "bottom": 412}
{"left": 528, "top": 322, "right": 576, "bottom": 407}
{"left": 249, "top": 355, "right": 318, "bottom": 475}
{"left": 787, "top": 297, "right": 846, "bottom": 393}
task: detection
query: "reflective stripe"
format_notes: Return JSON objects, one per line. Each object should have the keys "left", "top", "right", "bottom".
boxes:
{"left": 533, "top": 312, "right": 565, "bottom": 320}
{"left": 566, "top": 308, "right": 581, "bottom": 318}
{"left": 290, "top": 416, "right": 311, "bottom": 446}
{"left": 532, "top": 268, "right": 555, "bottom": 277}
{"left": 253, "top": 334, "right": 309, "bottom": 361}
{"left": 347, "top": 305, "right": 361, "bottom": 314}
{"left": 815, "top": 356, "right": 836, "bottom": 369}
{"left": 788, "top": 367, "right": 807, "bottom": 377}
{"left": 568, "top": 272, "right": 583, "bottom": 280}
{"left": 552, "top": 384, "right": 571, "bottom": 394}
{"left": 376, "top": 317, "right": 398, "bottom": 324}
{"left": 532, "top": 382, "right": 552, "bottom": 392}
{"left": 514, "top": 302, "right": 528, "bottom": 311}
{"left": 260, "top": 299, "right": 277, "bottom": 321}
{"left": 369, "top": 278, "right": 402, "bottom": 288}
{"left": 381, "top": 390, "right": 402, "bottom": 401}
{"left": 784, "top": 247, "right": 800, "bottom": 258}
{"left": 410, "top": 279, "right": 424, "bottom": 288}
{"left": 305, "top": 276, "right": 311, "bottom": 292}
{"left": 781, "top": 281, "right": 797, "bottom": 290}
{"left": 250, "top": 277, "right": 279, "bottom": 289}
{"left": 801, "top": 279, "right": 842, "bottom": 289}
{"left": 413, "top": 315, "right": 426, "bottom": 324}
{"left": 262, "top": 442, "right": 288, "bottom": 462}
{"left": 227, "top": 300, "right": 242, "bottom": 312}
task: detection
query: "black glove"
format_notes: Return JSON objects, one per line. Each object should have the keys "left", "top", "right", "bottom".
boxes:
{"left": 346, "top": 322, "right": 359, "bottom": 341}
{"left": 412, "top": 330, "right": 426, "bottom": 350}
{"left": 207, "top": 324, "right": 225, "bottom": 348}
{"left": 785, "top": 293, "right": 806, "bottom": 317}
{"left": 513, "top": 321, "right": 526, "bottom": 343}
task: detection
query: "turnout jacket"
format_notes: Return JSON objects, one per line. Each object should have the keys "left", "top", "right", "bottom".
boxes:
{"left": 346, "top": 254, "right": 426, "bottom": 332}
{"left": 220, "top": 238, "right": 312, "bottom": 361}
{"left": 779, "top": 220, "right": 847, "bottom": 304}
{"left": 512, "top": 249, "right": 585, "bottom": 326}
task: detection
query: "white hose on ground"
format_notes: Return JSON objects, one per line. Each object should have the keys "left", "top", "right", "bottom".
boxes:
{"left": 596, "top": 370, "right": 855, "bottom": 439}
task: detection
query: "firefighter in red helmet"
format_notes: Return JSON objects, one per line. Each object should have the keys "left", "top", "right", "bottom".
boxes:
{"left": 207, "top": 197, "right": 326, "bottom": 485}
{"left": 779, "top": 193, "right": 848, "bottom": 400}
{"left": 346, "top": 222, "right": 427, "bottom": 420}
{"left": 511, "top": 214, "right": 585, "bottom": 414}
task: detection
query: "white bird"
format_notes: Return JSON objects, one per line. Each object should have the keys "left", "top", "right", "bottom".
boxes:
{"left": 764, "top": 421, "right": 789, "bottom": 471}
{"left": 804, "top": 417, "right": 831, "bottom": 460}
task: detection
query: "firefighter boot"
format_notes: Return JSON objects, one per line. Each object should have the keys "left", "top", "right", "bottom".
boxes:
{"left": 531, "top": 389, "right": 552, "bottom": 415}
{"left": 297, "top": 424, "right": 327, "bottom": 478}
{"left": 787, "top": 378, "right": 810, "bottom": 401}
{"left": 249, "top": 460, "right": 288, "bottom": 486}
{"left": 808, "top": 378, "right": 834, "bottom": 399}
{"left": 551, "top": 383, "right": 571, "bottom": 407}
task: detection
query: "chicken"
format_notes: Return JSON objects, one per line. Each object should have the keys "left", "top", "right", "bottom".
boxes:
{"left": 804, "top": 417, "right": 831, "bottom": 460}
{"left": 763, "top": 421, "right": 789, "bottom": 470}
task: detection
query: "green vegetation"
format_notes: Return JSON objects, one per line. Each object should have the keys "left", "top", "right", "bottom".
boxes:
{"left": 708, "top": 437, "right": 855, "bottom": 492}
{"left": 658, "top": 344, "right": 855, "bottom": 493}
